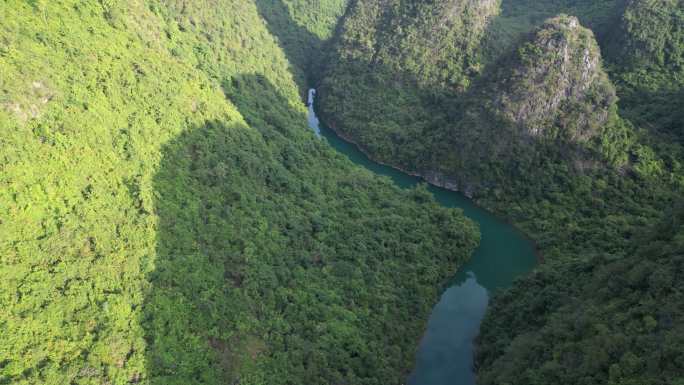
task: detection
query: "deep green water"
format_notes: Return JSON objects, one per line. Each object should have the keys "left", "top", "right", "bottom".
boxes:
{"left": 307, "top": 89, "right": 538, "bottom": 385}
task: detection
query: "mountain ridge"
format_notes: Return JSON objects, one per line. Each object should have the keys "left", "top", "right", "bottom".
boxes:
{"left": 0, "top": 2, "right": 479, "bottom": 384}
{"left": 318, "top": 1, "right": 684, "bottom": 383}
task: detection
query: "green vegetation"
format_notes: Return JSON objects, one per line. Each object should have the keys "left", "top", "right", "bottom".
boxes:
{"left": 0, "top": 1, "right": 479, "bottom": 384}
{"left": 320, "top": 9, "right": 641, "bottom": 190}
{"left": 481, "top": 0, "right": 623, "bottom": 62}
{"left": 605, "top": 0, "right": 684, "bottom": 159}
{"left": 472, "top": 7, "right": 684, "bottom": 382}
{"left": 489, "top": 15, "right": 617, "bottom": 142}
{"left": 477, "top": 206, "right": 684, "bottom": 385}
{"left": 3, "top": 0, "right": 684, "bottom": 383}
{"left": 319, "top": 0, "right": 684, "bottom": 384}
{"left": 607, "top": 0, "right": 684, "bottom": 82}
{"left": 318, "top": 0, "right": 500, "bottom": 174}
{"left": 255, "top": 0, "right": 349, "bottom": 92}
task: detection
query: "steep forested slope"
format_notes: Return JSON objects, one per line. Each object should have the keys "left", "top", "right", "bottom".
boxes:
{"left": 481, "top": 0, "right": 623, "bottom": 61}
{"left": 475, "top": 4, "right": 684, "bottom": 382}
{"left": 3, "top": 0, "right": 683, "bottom": 384}
{"left": 254, "top": 0, "right": 350, "bottom": 90}
{"left": 607, "top": 0, "right": 684, "bottom": 84}
{"left": 434, "top": 14, "right": 628, "bottom": 189}
{"left": 477, "top": 206, "right": 684, "bottom": 385}
{"left": 0, "top": 2, "right": 479, "bottom": 384}
{"left": 484, "top": 0, "right": 684, "bottom": 159}
{"left": 318, "top": 0, "right": 500, "bottom": 171}
{"left": 318, "top": 0, "right": 630, "bottom": 172}
{"left": 605, "top": 0, "right": 684, "bottom": 155}
{"left": 319, "top": 0, "right": 684, "bottom": 383}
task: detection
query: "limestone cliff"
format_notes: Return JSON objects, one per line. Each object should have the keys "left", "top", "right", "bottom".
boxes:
{"left": 420, "top": 15, "right": 627, "bottom": 193}
{"left": 490, "top": 15, "right": 617, "bottom": 142}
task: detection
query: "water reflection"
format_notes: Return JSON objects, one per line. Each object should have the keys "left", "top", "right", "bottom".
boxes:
{"left": 307, "top": 88, "right": 537, "bottom": 385}
{"left": 409, "top": 273, "right": 488, "bottom": 385}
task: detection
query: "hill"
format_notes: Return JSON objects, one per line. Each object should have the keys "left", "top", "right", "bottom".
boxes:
{"left": 0, "top": 2, "right": 479, "bottom": 384}
{"left": 318, "top": 1, "right": 684, "bottom": 383}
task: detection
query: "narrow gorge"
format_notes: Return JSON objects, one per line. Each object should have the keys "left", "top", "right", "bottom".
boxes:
{"left": 1, "top": 1, "right": 683, "bottom": 385}
{"left": 308, "top": 87, "right": 537, "bottom": 384}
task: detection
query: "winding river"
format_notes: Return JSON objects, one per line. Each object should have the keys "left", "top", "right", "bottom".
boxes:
{"left": 307, "top": 89, "right": 537, "bottom": 385}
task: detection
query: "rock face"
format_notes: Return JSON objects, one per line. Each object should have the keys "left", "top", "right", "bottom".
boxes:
{"left": 2, "top": 80, "right": 54, "bottom": 123}
{"left": 493, "top": 15, "right": 617, "bottom": 142}
{"left": 415, "top": 15, "right": 624, "bottom": 193}
{"left": 321, "top": 10, "right": 625, "bottom": 194}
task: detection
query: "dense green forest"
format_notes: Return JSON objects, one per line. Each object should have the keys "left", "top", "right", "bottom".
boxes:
{"left": 477, "top": 205, "right": 684, "bottom": 385}
{"left": 254, "top": 0, "right": 349, "bottom": 91}
{"left": 0, "top": 1, "right": 479, "bottom": 384}
{"left": 3, "top": 0, "right": 684, "bottom": 384}
{"left": 319, "top": 0, "right": 684, "bottom": 383}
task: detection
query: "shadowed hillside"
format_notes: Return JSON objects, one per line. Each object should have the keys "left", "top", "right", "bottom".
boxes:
{"left": 318, "top": 1, "right": 684, "bottom": 384}
{"left": 255, "top": 0, "right": 350, "bottom": 93}
{"left": 0, "top": 3, "right": 478, "bottom": 384}
{"left": 144, "top": 74, "right": 479, "bottom": 384}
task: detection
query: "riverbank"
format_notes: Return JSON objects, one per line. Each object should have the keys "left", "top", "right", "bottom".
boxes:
{"left": 311, "top": 92, "right": 544, "bottom": 264}
{"left": 306, "top": 88, "right": 539, "bottom": 385}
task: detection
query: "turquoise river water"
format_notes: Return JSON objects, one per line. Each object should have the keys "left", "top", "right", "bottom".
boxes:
{"left": 307, "top": 89, "right": 537, "bottom": 385}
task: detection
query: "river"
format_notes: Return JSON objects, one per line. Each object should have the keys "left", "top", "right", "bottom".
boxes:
{"left": 307, "top": 89, "right": 537, "bottom": 385}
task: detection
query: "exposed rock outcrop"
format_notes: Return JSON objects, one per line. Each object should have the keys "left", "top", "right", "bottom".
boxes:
{"left": 2, "top": 80, "right": 54, "bottom": 123}
{"left": 492, "top": 15, "right": 617, "bottom": 142}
